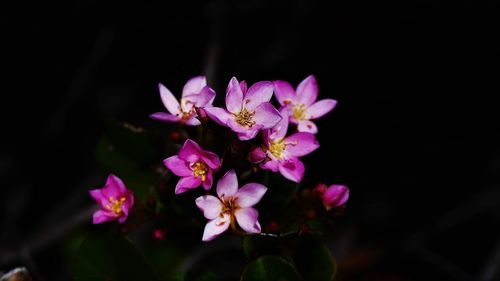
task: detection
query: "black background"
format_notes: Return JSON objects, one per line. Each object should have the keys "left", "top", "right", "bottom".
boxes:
{"left": 1, "top": 1, "right": 500, "bottom": 280}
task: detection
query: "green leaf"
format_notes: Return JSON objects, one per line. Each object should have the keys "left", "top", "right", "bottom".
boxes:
{"left": 293, "top": 235, "right": 336, "bottom": 281}
{"left": 74, "top": 229, "right": 162, "bottom": 281}
{"left": 240, "top": 256, "right": 301, "bottom": 281}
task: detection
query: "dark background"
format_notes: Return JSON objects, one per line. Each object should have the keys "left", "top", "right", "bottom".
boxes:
{"left": 1, "top": 0, "right": 500, "bottom": 280}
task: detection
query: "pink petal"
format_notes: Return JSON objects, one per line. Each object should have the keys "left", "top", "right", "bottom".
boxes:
{"left": 201, "top": 150, "right": 221, "bottom": 170}
{"left": 216, "top": 169, "right": 238, "bottom": 200}
{"left": 101, "top": 174, "right": 126, "bottom": 199}
{"left": 243, "top": 81, "right": 274, "bottom": 111}
{"left": 260, "top": 159, "right": 279, "bottom": 172}
{"left": 163, "top": 156, "right": 192, "bottom": 177}
{"left": 184, "top": 116, "right": 202, "bottom": 126}
{"left": 178, "top": 139, "right": 202, "bottom": 163}
{"left": 175, "top": 176, "right": 202, "bottom": 194}
{"left": 323, "top": 185, "right": 349, "bottom": 209}
{"left": 204, "top": 107, "right": 232, "bottom": 126}
{"left": 268, "top": 107, "right": 289, "bottom": 140}
{"left": 195, "top": 195, "right": 223, "bottom": 219}
{"left": 249, "top": 147, "right": 266, "bottom": 163}
{"left": 202, "top": 170, "right": 213, "bottom": 190}
{"left": 306, "top": 99, "right": 337, "bottom": 119}
{"left": 117, "top": 215, "right": 129, "bottom": 224}
{"left": 236, "top": 126, "right": 261, "bottom": 141}
{"left": 226, "top": 77, "right": 243, "bottom": 114}
{"left": 297, "top": 120, "right": 318, "bottom": 134}
{"left": 235, "top": 207, "right": 261, "bottom": 234}
{"left": 236, "top": 183, "right": 267, "bottom": 208}
{"left": 278, "top": 158, "right": 305, "bottom": 183}
{"left": 273, "top": 80, "right": 296, "bottom": 106}
{"left": 184, "top": 86, "right": 216, "bottom": 107}
{"left": 124, "top": 190, "right": 135, "bottom": 211}
{"left": 89, "top": 189, "right": 106, "bottom": 206}
{"left": 284, "top": 133, "right": 319, "bottom": 158}
{"left": 149, "top": 112, "right": 181, "bottom": 122}
{"left": 182, "top": 76, "right": 207, "bottom": 97}
{"left": 226, "top": 119, "right": 262, "bottom": 141}
{"left": 92, "top": 210, "right": 117, "bottom": 224}
{"left": 159, "top": 83, "right": 180, "bottom": 115}
{"left": 253, "top": 102, "right": 282, "bottom": 129}
{"left": 202, "top": 214, "right": 230, "bottom": 241}
{"left": 296, "top": 75, "right": 318, "bottom": 106}
{"left": 240, "top": 81, "right": 248, "bottom": 93}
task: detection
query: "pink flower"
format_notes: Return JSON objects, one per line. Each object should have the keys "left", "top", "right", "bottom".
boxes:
{"left": 89, "top": 174, "right": 135, "bottom": 224}
{"left": 204, "top": 77, "right": 282, "bottom": 140}
{"left": 250, "top": 109, "right": 319, "bottom": 183}
{"left": 316, "top": 183, "right": 349, "bottom": 210}
{"left": 150, "top": 76, "right": 216, "bottom": 126}
{"left": 195, "top": 170, "right": 267, "bottom": 241}
{"left": 274, "top": 75, "right": 337, "bottom": 134}
{"left": 164, "top": 139, "right": 221, "bottom": 194}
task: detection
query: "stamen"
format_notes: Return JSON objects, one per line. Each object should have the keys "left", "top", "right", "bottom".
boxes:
{"left": 269, "top": 139, "right": 287, "bottom": 160}
{"left": 106, "top": 196, "right": 126, "bottom": 215}
{"left": 292, "top": 103, "right": 307, "bottom": 121}
{"left": 234, "top": 108, "right": 256, "bottom": 128}
{"left": 191, "top": 161, "right": 209, "bottom": 182}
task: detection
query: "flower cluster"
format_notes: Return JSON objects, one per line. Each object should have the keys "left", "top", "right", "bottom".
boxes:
{"left": 88, "top": 75, "right": 349, "bottom": 242}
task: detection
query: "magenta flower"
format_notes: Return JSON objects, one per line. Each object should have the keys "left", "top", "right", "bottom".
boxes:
{"left": 164, "top": 139, "right": 221, "bottom": 194}
{"left": 316, "top": 183, "right": 349, "bottom": 210}
{"left": 150, "top": 76, "right": 216, "bottom": 126}
{"left": 250, "top": 108, "right": 319, "bottom": 183}
{"left": 195, "top": 170, "right": 267, "bottom": 241}
{"left": 89, "top": 174, "right": 135, "bottom": 224}
{"left": 274, "top": 75, "right": 337, "bottom": 134}
{"left": 204, "top": 77, "right": 282, "bottom": 140}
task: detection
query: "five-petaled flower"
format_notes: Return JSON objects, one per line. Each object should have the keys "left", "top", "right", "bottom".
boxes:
{"left": 315, "top": 183, "right": 349, "bottom": 210}
{"left": 164, "top": 139, "right": 221, "bottom": 194}
{"left": 250, "top": 108, "right": 319, "bottom": 183}
{"left": 195, "top": 169, "right": 267, "bottom": 241}
{"left": 204, "top": 77, "right": 282, "bottom": 140}
{"left": 89, "top": 174, "right": 135, "bottom": 224}
{"left": 150, "top": 76, "right": 216, "bottom": 126}
{"left": 274, "top": 75, "right": 337, "bottom": 134}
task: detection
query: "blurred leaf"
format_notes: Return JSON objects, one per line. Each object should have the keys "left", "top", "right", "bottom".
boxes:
{"left": 240, "top": 255, "right": 300, "bottom": 281}
{"left": 263, "top": 172, "right": 300, "bottom": 208}
{"left": 242, "top": 236, "right": 282, "bottom": 258}
{"left": 192, "top": 271, "right": 221, "bottom": 281}
{"left": 74, "top": 229, "right": 162, "bottom": 281}
{"left": 96, "top": 122, "right": 163, "bottom": 200}
{"left": 293, "top": 235, "right": 336, "bottom": 281}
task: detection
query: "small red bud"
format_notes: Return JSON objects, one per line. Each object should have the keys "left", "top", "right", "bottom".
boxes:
{"left": 267, "top": 220, "right": 280, "bottom": 232}
{"left": 153, "top": 229, "right": 166, "bottom": 240}
{"left": 169, "top": 131, "right": 183, "bottom": 142}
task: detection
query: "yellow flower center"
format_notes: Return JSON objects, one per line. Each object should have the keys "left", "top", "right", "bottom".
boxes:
{"left": 106, "top": 197, "right": 126, "bottom": 215}
{"left": 269, "top": 139, "right": 287, "bottom": 160}
{"left": 216, "top": 196, "right": 239, "bottom": 227}
{"left": 292, "top": 103, "right": 307, "bottom": 121}
{"left": 234, "top": 108, "right": 256, "bottom": 128}
{"left": 179, "top": 99, "right": 196, "bottom": 122}
{"left": 192, "top": 161, "right": 209, "bottom": 181}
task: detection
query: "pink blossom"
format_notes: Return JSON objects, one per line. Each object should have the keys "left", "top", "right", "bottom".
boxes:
{"left": 204, "top": 77, "right": 282, "bottom": 140}
{"left": 150, "top": 76, "right": 216, "bottom": 126}
{"left": 316, "top": 183, "right": 349, "bottom": 210}
{"left": 195, "top": 170, "right": 267, "bottom": 241}
{"left": 164, "top": 139, "right": 221, "bottom": 194}
{"left": 274, "top": 75, "right": 337, "bottom": 134}
{"left": 89, "top": 174, "right": 135, "bottom": 224}
{"left": 250, "top": 108, "right": 319, "bottom": 183}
